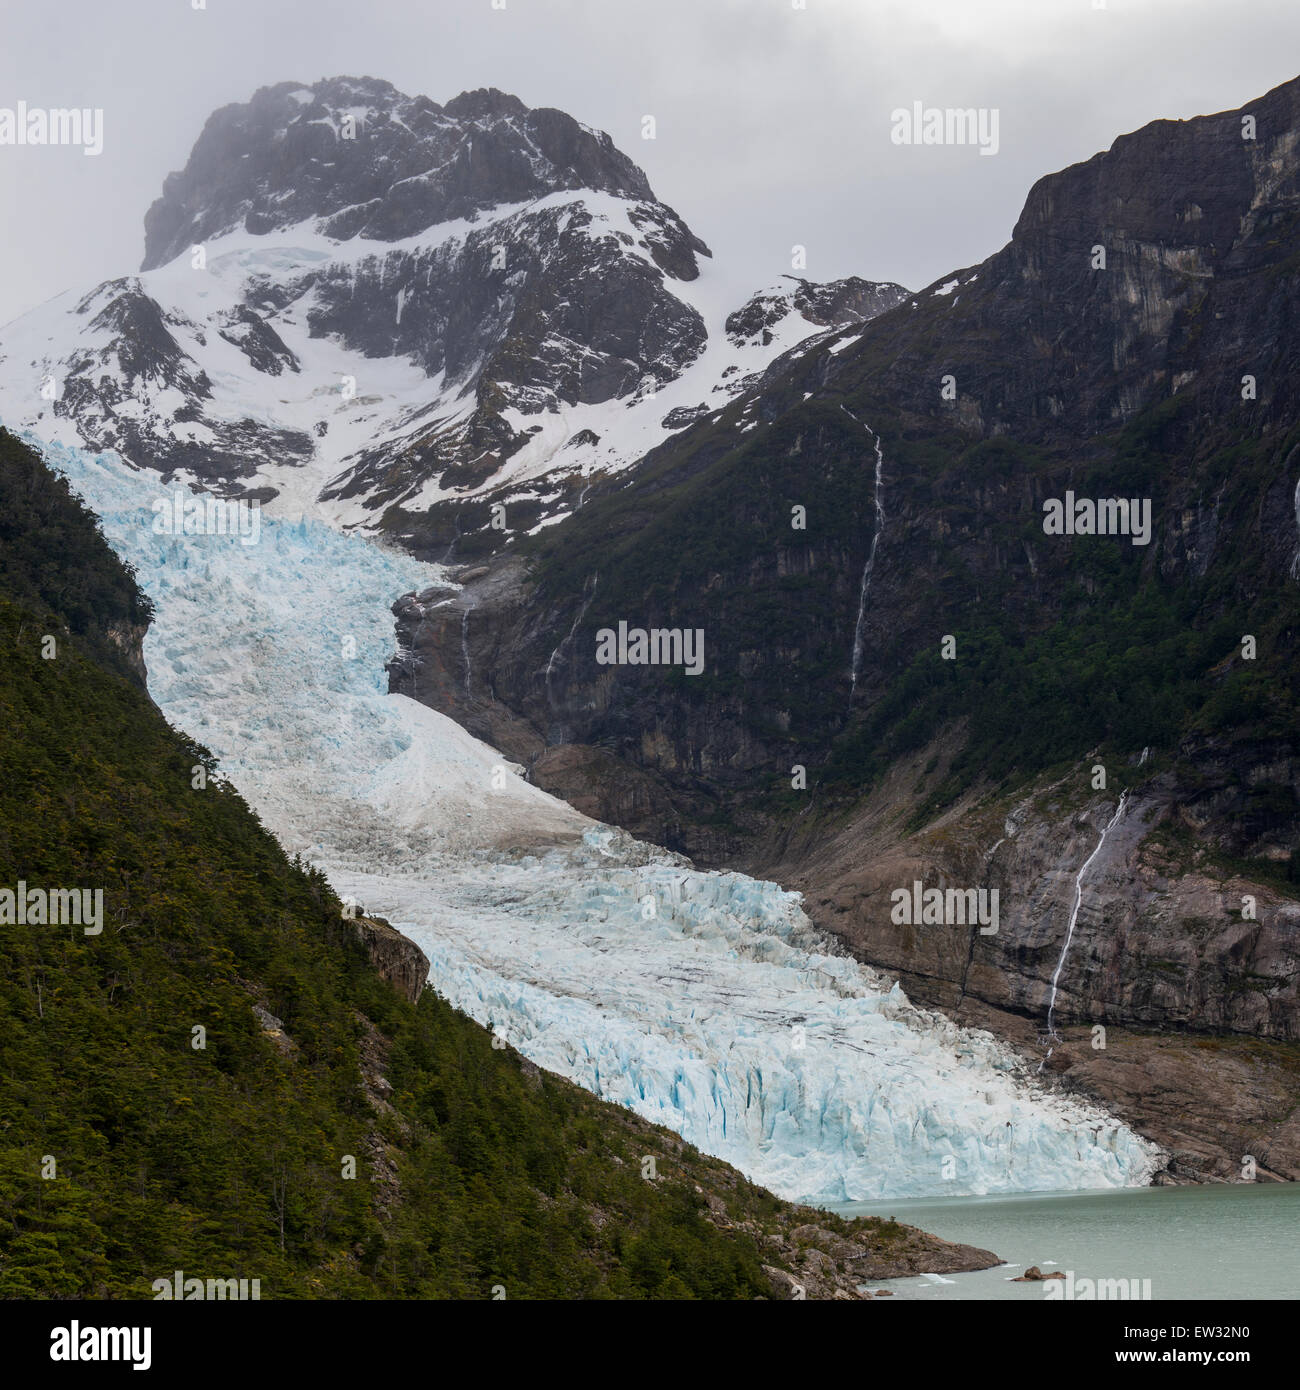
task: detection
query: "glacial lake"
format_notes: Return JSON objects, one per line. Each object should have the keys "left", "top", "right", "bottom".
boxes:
{"left": 829, "top": 1183, "right": 1300, "bottom": 1300}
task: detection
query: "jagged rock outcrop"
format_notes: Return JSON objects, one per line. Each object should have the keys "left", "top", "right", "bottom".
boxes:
{"left": 350, "top": 914, "right": 431, "bottom": 1004}
{"left": 725, "top": 275, "right": 909, "bottom": 347}
{"left": 100, "top": 617, "right": 149, "bottom": 687}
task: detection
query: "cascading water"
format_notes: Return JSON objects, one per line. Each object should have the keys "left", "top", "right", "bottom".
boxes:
{"left": 841, "top": 405, "right": 885, "bottom": 709}
{"left": 1290, "top": 476, "right": 1300, "bottom": 580}
{"left": 1042, "top": 790, "right": 1131, "bottom": 1050}
{"left": 440, "top": 508, "right": 464, "bottom": 566}
{"left": 31, "top": 434, "right": 1165, "bottom": 1203}
{"left": 544, "top": 573, "right": 598, "bottom": 726}
{"left": 460, "top": 606, "right": 473, "bottom": 698}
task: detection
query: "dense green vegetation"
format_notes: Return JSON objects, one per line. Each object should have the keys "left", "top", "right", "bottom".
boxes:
{"left": 524, "top": 386, "right": 1300, "bottom": 822}
{"left": 821, "top": 551, "right": 1290, "bottom": 813}
{"left": 819, "top": 406, "right": 1300, "bottom": 811}
{"left": 0, "top": 432, "right": 152, "bottom": 682}
{"left": 0, "top": 428, "right": 837, "bottom": 1299}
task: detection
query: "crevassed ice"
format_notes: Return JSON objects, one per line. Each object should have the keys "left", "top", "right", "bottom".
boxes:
{"left": 33, "top": 436, "right": 1164, "bottom": 1203}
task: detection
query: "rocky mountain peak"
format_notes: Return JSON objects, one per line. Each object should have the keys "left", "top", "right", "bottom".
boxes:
{"left": 442, "top": 87, "right": 529, "bottom": 121}
{"left": 141, "top": 75, "right": 661, "bottom": 270}
{"left": 725, "top": 275, "right": 910, "bottom": 347}
{"left": 1012, "top": 71, "right": 1300, "bottom": 254}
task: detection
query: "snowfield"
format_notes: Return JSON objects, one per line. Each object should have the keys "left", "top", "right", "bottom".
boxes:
{"left": 31, "top": 435, "right": 1165, "bottom": 1202}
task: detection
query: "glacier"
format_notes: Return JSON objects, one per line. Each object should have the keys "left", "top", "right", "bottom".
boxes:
{"left": 29, "top": 434, "right": 1164, "bottom": 1203}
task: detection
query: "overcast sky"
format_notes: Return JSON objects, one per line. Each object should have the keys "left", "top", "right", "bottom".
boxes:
{"left": 2, "top": 0, "right": 1299, "bottom": 325}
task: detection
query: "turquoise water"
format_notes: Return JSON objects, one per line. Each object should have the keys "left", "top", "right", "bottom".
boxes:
{"left": 831, "top": 1184, "right": 1300, "bottom": 1300}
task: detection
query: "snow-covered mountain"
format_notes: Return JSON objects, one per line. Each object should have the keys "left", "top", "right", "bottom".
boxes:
{"left": 0, "top": 77, "right": 907, "bottom": 555}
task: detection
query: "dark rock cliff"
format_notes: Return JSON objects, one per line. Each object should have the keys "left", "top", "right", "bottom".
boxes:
{"left": 349, "top": 914, "right": 431, "bottom": 1005}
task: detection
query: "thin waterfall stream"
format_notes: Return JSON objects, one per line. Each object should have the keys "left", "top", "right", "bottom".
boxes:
{"left": 1041, "top": 790, "right": 1131, "bottom": 1061}
{"left": 841, "top": 405, "right": 886, "bottom": 710}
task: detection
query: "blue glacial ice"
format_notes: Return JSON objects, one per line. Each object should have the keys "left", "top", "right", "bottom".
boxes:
{"left": 31, "top": 436, "right": 1165, "bottom": 1203}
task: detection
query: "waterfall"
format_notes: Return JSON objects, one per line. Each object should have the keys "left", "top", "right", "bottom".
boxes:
{"left": 841, "top": 405, "right": 885, "bottom": 709}
{"left": 440, "top": 508, "right": 464, "bottom": 566}
{"left": 545, "top": 574, "right": 598, "bottom": 724}
{"left": 460, "top": 607, "right": 473, "bottom": 699}
{"left": 1290, "top": 476, "right": 1300, "bottom": 580}
{"left": 1043, "top": 791, "right": 1131, "bottom": 1044}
